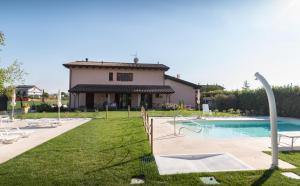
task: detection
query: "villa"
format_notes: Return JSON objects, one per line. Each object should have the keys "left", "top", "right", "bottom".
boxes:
{"left": 63, "top": 58, "right": 201, "bottom": 110}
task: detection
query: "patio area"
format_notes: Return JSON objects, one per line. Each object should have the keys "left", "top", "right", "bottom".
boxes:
{"left": 152, "top": 117, "right": 296, "bottom": 175}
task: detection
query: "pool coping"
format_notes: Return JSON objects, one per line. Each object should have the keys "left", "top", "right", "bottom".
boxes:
{"left": 151, "top": 116, "right": 296, "bottom": 172}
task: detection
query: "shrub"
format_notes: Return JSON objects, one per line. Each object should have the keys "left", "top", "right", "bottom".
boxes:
{"left": 35, "top": 103, "right": 68, "bottom": 112}
{"left": 35, "top": 103, "right": 52, "bottom": 112}
{"left": 209, "top": 86, "right": 300, "bottom": 118}
{"left": 161, "top": 103, "right": 179, "bottom": 110}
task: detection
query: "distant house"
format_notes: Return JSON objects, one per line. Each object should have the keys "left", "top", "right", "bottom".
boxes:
{"left": 16, "top": 85, "right": 43, "bottom": 98}
{"left": 63, "top": 58, "right": 201, "bottom": 109}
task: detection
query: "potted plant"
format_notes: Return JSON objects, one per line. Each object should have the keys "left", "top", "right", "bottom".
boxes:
{"left": 22, "top": 103, "right": 30, "bottom": 114}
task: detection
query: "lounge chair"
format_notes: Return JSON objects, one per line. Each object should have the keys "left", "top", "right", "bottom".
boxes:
{"left": 278, "top": 132, "right": 300, "bottom": 150}
{"left": 0, "top": 132, "right": 20, "bottom": 144}
{"left": 26, "top": 119, "right": 59, "bottom": 128}
{"left": 0, "top": 128, "right": 33, "bottom": 138}
{"left": 0, "top": 119, "right": 34, "bottom": 138}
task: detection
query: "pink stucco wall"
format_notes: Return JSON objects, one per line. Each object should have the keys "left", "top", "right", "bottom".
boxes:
{"left": 68, "top": 67, "right": 197, "bottom": 109}
{"left": 164, "top": 79, "right": 196, "bottom": 107}
{"left": 70, "top": 67, "right": 165, "bottom": 87}
{"left": 152, "top": 94, "right": 168, "bottom": 108}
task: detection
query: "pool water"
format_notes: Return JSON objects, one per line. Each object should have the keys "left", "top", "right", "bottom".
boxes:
{"left": 178, "top": 119, "right": 300, "bottom": 138}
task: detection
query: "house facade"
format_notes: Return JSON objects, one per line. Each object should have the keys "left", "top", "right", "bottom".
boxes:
{"left": 64, "top": 59, "right": 200, "bottom": 110}
{"left": 16, "top": 85, "right": 43, "bottom": 98}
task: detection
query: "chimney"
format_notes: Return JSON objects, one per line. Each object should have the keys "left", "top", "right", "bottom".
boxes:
{"left": 176, "top": 74, "right": 181, "bottom": 79}
{"left": 85, "top": 58, "right": 88, "bottom": 62}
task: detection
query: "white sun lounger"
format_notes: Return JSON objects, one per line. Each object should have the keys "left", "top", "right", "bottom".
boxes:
{"left": 27, "top": 119, "right": 59, "bottom": 128}
{"left": 278, "top": 132, "right": 300, "bottom": 150}
{"left": 0, "top": 132, "right": 20, "bottom": 144}
{"left": 0, "top": 128, "right": 33, "bottom": 138}
{"left": 0, "top": 120, "right": 35, "bottom": 138}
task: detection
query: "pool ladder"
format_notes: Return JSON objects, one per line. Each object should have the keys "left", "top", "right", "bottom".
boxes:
{"left": 173, "top": 114, "right": 203, "bottom": 135}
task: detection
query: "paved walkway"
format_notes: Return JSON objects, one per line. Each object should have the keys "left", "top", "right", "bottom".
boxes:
{"left": 0, "top": 118, "right": 91, "bottom": 164}
{"left": 152, "top": 117, "right": 296, "bottom": 171}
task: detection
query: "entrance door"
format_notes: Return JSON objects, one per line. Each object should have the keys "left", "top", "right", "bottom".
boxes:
{"left": 115, "top": 93, "right": 131, "bottom": 109}
{"left": 86, "top": 93, "right": 94, "bottom": 109}
{"left": 141, "top": 93, "right": 152, "bottom": 109}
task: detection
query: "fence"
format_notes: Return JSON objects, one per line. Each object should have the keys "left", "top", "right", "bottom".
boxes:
{"left": 141, "top": 106, "right": 153, "bottom": 154}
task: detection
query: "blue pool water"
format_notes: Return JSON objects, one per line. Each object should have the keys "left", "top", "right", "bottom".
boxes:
{"left": 178, "top": 119, "right": 300, "bottom": 138}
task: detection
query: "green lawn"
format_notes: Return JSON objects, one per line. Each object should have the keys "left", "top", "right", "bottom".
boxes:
{"left": 0, "top": 112, "right": 299, "bottom": 185}
{"left": 16, "top": 110, "right": 239, "bottom": 119}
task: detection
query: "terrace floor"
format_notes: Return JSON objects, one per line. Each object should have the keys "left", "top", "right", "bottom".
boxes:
{"left": 152, "top": 117, "right": 296, "bottom": 174}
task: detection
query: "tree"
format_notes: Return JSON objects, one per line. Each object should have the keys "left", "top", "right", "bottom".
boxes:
{"left": 0, "top": 69, "right": 4, "bottom": 94}
{"left": 43, "top": 91, "right": 49, "bottom": 98}
{"left": 61, "top": 92, "right": 69, "bottom": 100}
{"left": 0, "top": 32, "right": 5, "bottom": 93}
{"left": 200, "top": 84, "right": 225, "bottom": 92}
{"left": 242, "top": 80, "right": 250, "bottom": 90}
{"left": 0, "top": 32, "right": 27, "bottom": 96}
{"left": 4, "top": 61, "right": 27, "bottom": 87}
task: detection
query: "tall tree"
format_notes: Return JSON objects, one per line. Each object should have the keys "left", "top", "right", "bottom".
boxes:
{"left": 0, "top": 32, "right": 27, "bottom": 95}
{"left": 4, "top": 61, "right": 27, "bottom": 86}
{"left": 0, "top": 32, "right": 5, "bottom": 93}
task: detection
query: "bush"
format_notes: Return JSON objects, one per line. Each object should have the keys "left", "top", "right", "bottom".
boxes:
{"left": 35, "top": 103, "right": 68, "bottom": 112}
{"left": 209, "top": 86, "right": 300, "bottom": 118}
{"left": 35, "top": 103, "right": 52, "bottom": 112}
{"left": 161, "top": 103, "right": 179, "bottom": 110}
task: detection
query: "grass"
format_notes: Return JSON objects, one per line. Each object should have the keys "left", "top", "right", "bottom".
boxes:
{"left": 0, "top": 111, "right": 299, "bottom": 185}
{"left": 16, "top": 109, "right": 239, "bottom": 119}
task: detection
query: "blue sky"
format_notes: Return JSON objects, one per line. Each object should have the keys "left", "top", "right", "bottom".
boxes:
{"left": 1, "top": 0, "right": 299, "bottom": 93}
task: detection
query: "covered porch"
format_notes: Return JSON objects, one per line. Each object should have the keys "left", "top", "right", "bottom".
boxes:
{"left": 69, "top": 84, "right": 174, "bottom": 110}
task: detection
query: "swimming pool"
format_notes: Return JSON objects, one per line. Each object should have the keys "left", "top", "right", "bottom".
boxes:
{"left": 177, "top": 119, "right": 300, "bottom": 138}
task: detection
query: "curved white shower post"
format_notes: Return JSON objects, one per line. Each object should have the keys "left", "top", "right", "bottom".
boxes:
{"left": 255, "top": 72, "right": 278, "bottom": 169}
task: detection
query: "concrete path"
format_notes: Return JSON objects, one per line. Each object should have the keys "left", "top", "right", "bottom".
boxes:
{"left": 152, "top": 117, "right": 296, "bottom": 172}
{"left": 0, "top": 118, "right": 91, "bottom": 164}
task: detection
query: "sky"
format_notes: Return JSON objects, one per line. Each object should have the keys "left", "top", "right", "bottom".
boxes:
{"left": 0, "top": 0, "right": 300, "bottom": 93}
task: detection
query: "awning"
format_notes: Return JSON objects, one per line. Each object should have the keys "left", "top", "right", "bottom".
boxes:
{"left": 69, "top": 84, "right": 175, "bottom": 94}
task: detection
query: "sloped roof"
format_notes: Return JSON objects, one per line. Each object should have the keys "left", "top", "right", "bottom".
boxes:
{"left": 16, "top": 85, "right": 42, "bottom": 91}
{"left": 63, "top": 61, "right": 169, "bottom": 71}
{"left": 16, "top": 85, "right": 35, "bottom": 89}
{"left": 69, "top": 84, "right": 175, "bottom": 94}
{"left": 164, "top": 75, "right": 201, "bottom": 89}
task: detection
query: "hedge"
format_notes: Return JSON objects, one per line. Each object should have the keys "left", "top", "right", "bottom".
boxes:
{"left": 207, "top": 86, "right": 300, "bottom": 118}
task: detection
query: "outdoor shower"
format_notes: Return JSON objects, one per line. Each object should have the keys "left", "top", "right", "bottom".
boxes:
{"left": 255, "top": 72, "right": 278, "bottom": 169}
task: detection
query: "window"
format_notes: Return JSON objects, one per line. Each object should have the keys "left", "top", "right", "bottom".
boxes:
{"left": 117, "top": 73, "right": 133, "bottom": 81}
{"left": 155, "top": 93, "right": 160, "bottom": 98}
{"left": 109, "top": 72, "right": 113, "bottom": 81}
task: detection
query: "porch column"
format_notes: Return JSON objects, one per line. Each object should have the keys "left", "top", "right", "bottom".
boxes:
{"left": 107, "top": 93, "right": 111, "bottom": 104}
{"left": 77, "top": 93, "right": 80, "bottom": 108}
{"left": 137, "top": 94, "right": 141, "bottom": 107}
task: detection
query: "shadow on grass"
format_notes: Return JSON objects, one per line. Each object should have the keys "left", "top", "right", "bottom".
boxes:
{"left": 37, "top": 139, "right": 148, "bottom": 154}
{"left": 109, "top": 125, "right": 144, "bottom": 132}
{"left": 85, "top": 151, "right": 152, "bottom": 175}
{"left": 109, "top": 131, "right": 146, "bottom": 139}
{"left": 251, "top": 169, "right": 275, "bottom": 186}
{"left": 98, "top": 139, "right": 148, "bottom": 153}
